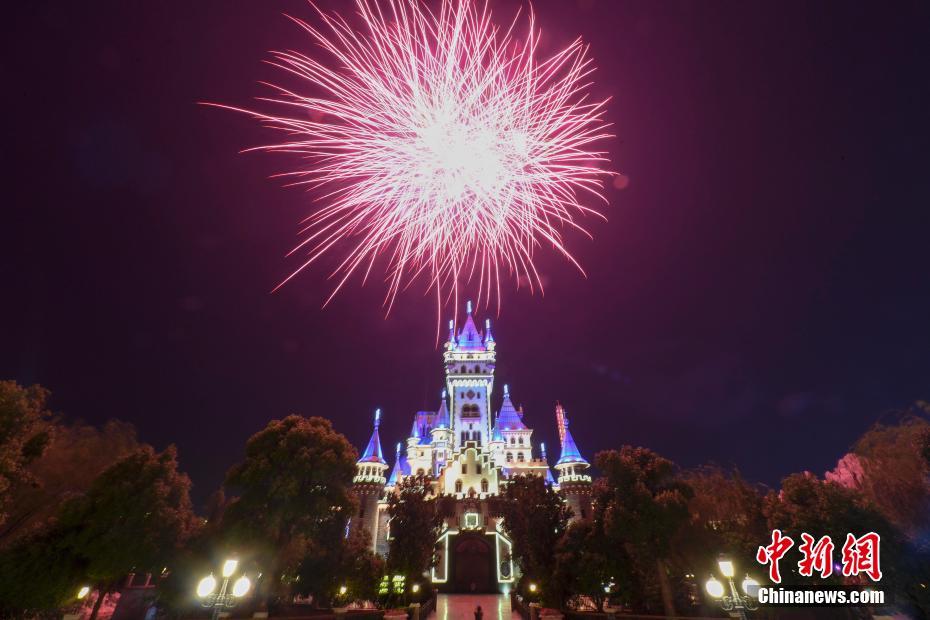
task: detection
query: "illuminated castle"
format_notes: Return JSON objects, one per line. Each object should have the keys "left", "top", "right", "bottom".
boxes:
{"left": 350, "top": 302, "right": 592, "bottom": 593}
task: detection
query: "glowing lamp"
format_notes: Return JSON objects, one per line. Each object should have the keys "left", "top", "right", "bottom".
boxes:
{"left": 412, "top": 583, "right": 420, "bottom": 593}
{"left": 339, "top": 585, "right": 348, "bottom": 596}
{"left": 528, "top": 583, "right": 537, "bottom": 593}
{"left": 705, "top": 576, "right": 725, "bottom": 599}
{"left": 717, "top": 558, "right": 735, "bottom": 578}
{"left": 231, "top": 576, "right": 251, "bottom": 598}
{"left": 197, "top": 575, "right": 217, "bottom": 598}
{"left": 77, "top": 586, "right": 90, "bottom": 599}
{"left": 222, "top": 559, "right": 239, "bottom": 578}
{"left": 742, "top": 576, "right": 759, "bottom": 597}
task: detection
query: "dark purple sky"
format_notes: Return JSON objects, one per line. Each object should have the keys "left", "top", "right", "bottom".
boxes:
{"left": 5, "top": 1, "right": 929, "bottom": 508}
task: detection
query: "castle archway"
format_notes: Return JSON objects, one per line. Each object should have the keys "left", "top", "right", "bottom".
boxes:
{"left": 451, "top": 533, "right": 495, "bottom": 593}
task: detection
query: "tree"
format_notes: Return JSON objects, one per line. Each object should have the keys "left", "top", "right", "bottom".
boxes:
{"left": 0, "top": 524, "right": 86, "bottom": 616}
{"left": 680, "top": 465, "right": 768, "bottom": 580}
{"left": 385, "top": 473, "right": 442, "bottom": 580}
{"left": 596, "top": 447, "right": 693, "bottom": 617}
{"left": 64, "top": 445, "right": 197, "bottom": 620}
{"left": 295, "top": 525, "right": 384, "bottom": 607}
{"left": 826, "top": 405, "right": 930, "bottom": 540}
{"left": 0, "top": 381, "right": 53, "bottom": 527}
{"left": 0, "top": 419, "right": 140, "bottom": 548}
{"left": 0, "top": 445, "right": 197, "bottom": 620}
{"left": 497, "top": 475, "right": 572, "bottom": 606}
{"left": 221, "top": 415, "right": 358, "bottom": 605}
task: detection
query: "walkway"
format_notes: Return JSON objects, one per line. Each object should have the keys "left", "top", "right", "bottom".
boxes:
{"left": 429, "top": 593, "right": 520, "bottom": 620}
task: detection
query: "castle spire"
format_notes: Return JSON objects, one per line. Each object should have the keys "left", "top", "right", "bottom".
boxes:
{"left": 387, "top": 442, "right": 404, "bottom": 486}
{"left": 540, "top": 442, "right": 557, "bottom": 486}
{"left": 358, "top": 408, "right": 386, "bottom": 464}
{"left": 555, "top": 402, "right": 567, "bottom": 446}
{"left": 435, "top": 389, "right": 450, "bottom": 428}
{"left": 456, "top": 301, "right": 485, "bottom": 350}
{"left": 497, "top": 384, "right": 526, "bottom": 430}
{"left": 556, "top": 415, "right": 588, "bottom": 467}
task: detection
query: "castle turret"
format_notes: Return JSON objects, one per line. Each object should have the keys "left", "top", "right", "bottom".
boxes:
{"left": 431, "top": 390, "right": 453, "bottom": 477}
{"left": 386, "top": 442, "right": 406, "bottom": 488}
{"left": 540, "top": 442, "right": 558, "bottom": 487}
{"left": 444, "top": 301, "right": 496, "bottom": 448}
{"left": 554, "top": 412, "right": 592, "bottom": 520}
{"left": 489, "top": 411, "right": 505, "bottom": 466}
{"left": 498, "top": 385, "right": 533, "bottom": 467}
{"left": 351, "top": 409, "right": 388, "bottom": 548}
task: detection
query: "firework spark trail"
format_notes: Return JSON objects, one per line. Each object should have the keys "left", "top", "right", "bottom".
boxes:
{"left": 210, "top": 0, "right": 613, "bottom": 316}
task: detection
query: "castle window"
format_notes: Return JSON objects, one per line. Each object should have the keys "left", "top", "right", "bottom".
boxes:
{"left": 506, "top": 452, "right": 513, "bottom": 463}
{"left": 510, "top": 437, "right": 515, "bottom": 445}
{"left": 462, "top": 463, "right": 468, "bottom": 475}
{"left": 518, "top": 436, "right": 524, "bottom": 445}
{"left": 481, "top": 479, "right": 489, "bottom": 493}
{"left": 474, "top": 365, "right": 480, "bottom": 372}
{"left": 455, "top": 480, "right": 463, "bottom": 493}
{"left": 517, "top": 452, "right": 525, "bottom": 463}
{"left": 460, "top": 365, "right": 466, "bottom": 373}
{"left": 460, "top": 431, "right": 467, "bottom": 444}
{"left": 476, "top": 463, "right": 482, "bottom": 475}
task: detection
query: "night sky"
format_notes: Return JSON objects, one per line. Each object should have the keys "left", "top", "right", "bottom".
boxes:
{"left": 5, "top": 1, "right": 929, "bottom": 508}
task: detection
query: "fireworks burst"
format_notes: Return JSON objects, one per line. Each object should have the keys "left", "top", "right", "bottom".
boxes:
{"left": 213, "top": 0, "right": 613, "bottom": 315}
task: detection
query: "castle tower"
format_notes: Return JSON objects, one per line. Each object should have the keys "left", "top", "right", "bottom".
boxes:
{"left": 386, "top": 442, "right": 409, "bottom": 489}
{"left": 444, "top": 301, "right": 496, "bottom": 448}
{"left": 554, "top": 413, "right": 593, "bottom": 520}
{"left": 497, "top": 384, "right": 533, "bottom": 467}
{"left": 351, "top": 409, "right": 388, "bottom": 548}
{"left": 555, "top": 402, "right": 568, "bottom": 446}
{"left": 430, "top": 390, "right": 453, "bottom": 477}
{"left": 540, "top": 442, "right": 558, "bottom": 487}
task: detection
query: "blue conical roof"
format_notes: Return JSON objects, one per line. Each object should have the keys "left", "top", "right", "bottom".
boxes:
{"left": 435, "top": 393, "right": 450, "bottom": 428}
{"left": 456, "top": 301, "right": 486, "bottom": 351}
{"left": 387, "top": 443, "right": 404, "bottom": 485}
{"left": 540, "top": 442, "right": 557, "bottom": 485}
{"left": 556, "top": 416, "right": 588, "bottom": 466}
{"left": 491, "top": 414, "right": 504, "bottom": 442}
{"left": 497, "top": 385, "right": 526, "bottom": 430}
{"left": 358, "top": 409, "right": 387, "bottom": 465}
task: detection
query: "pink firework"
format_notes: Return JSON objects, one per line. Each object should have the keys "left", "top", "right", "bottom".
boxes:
{"left": 214, "top": 0, "right": 613, "bottom": 314}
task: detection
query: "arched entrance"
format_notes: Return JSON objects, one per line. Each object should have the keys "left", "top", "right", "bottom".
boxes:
{"left": 451, "top": 533, "right": 495, "bottom": 593}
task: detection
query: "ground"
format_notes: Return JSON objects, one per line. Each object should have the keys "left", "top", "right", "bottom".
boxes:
{"left": 429, "top": 593, "right": 519, "bottom": 620}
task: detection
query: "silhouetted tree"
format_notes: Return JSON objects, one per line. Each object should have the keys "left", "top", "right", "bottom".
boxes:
{"left": 296, "top": 525, "right": 383, "bottom": 607}
{"left": 0, "top": 381, "right": 53, "bottom": 528}
{"left": 596, "top": 447, "right": 692, "bottom": 617}
{"left": 554, "top": 506, "right": 637, "bottom": 613}
{"left": 385, "top": 474, "right": 441, "bottom": 581}
{"left": 826, "top": 403, "right": 930, "bottom": 540}
{"left": 222, "top": 415, "right": 357, "bottom": 605}
{"left": 498, "top": 474, "right": 571, "bottom": 606}
{"left": 679, "top": 465, "right": 768, "bottom": 584}
{"left": 0, "top": 419, "right": 139, "bottom": 549}
{"left": 0, "top": 446, "right": 197, "bottom": 620}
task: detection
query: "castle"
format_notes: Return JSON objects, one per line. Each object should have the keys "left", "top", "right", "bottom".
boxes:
{"left": 350, "top": 303, "right": 592, "bottom": 593}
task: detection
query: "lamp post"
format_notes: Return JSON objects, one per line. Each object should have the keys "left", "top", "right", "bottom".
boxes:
{"left": 705, "top": 556, "right": 759, "bottom": 620}
{"left": 196, "top": 558, "right": 252, "bottom": 620}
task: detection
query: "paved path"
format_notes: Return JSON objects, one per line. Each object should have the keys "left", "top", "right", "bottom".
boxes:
{"left": 429, "top": 593, "right": 520, "bottom": 620}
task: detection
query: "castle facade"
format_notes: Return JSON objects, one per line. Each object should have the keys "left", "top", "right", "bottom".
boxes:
{"left": 350, "top": 303, "right": 592, "bottom": 593}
